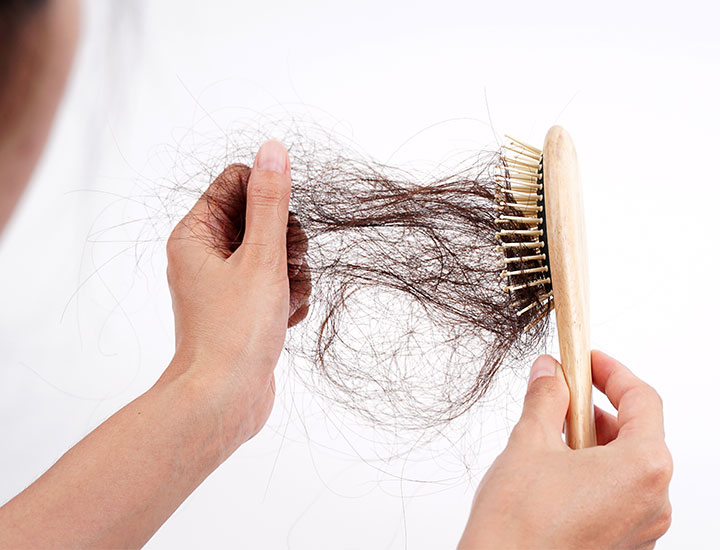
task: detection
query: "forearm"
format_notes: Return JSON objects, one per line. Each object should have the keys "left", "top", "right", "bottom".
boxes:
{"left": 0, "top": 142, "right": 296, "bottom": 548}
{"left": 0, "top": 358, "right": 240, "bottom": 549}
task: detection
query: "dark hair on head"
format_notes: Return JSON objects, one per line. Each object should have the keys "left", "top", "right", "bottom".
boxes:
{"left": 0, "top": 0, "right": 50, "bottom": 80}
{"left": 186, "top": 133, "right": 552, "bottom": 434}
{"left": 0, "top": 0, "right": 48, "bottom": 16}
{"left": 0, "top": 0, "right": 49, "bottom": 32}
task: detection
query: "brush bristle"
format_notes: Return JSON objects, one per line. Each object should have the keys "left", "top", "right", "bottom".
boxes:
{"left": 494, "top": 136, "right": 554, "bottom": 332}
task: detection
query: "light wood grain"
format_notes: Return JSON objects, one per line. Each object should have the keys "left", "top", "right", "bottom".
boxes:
{"left": 543, "top": 126, "right": 597, "bottom": 449}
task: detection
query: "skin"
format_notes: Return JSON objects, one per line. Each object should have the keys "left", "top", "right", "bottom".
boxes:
{"left": 0, "top": 139, "right": 308, "bottom": 547}
{"left": 458, "top": 353, "right": 672, "bottom": 549}
{"left": 0, "top": 1, "right": 672, "bottom": 547}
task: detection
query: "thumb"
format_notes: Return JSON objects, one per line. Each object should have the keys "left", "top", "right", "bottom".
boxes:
{"left": 235, "top": 140, "right": 291, "bottom": 271}
{"left": 515, "top": 355, "right": 570, "bottom": 444}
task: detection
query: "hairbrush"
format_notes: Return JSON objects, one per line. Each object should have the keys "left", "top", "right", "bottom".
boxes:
{"left": 494, "top": 126, "right": 596, "bottom": 449}
{"left": 198, "top": 121, "right": 599, "bottom": 437}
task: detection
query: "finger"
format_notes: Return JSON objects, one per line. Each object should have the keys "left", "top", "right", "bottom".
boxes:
{"left": 594, "top": 405, "right": 619, "bottom": 445}
{"left": 234, "top": 140, "right": 291, "bottom": 271}
{"left": 591, "top": 350, "right": 665, "bottom": 441}
{"left": 169, "top": 164, "right": 249, "bottom": 258}
{"left": 633, "top": 500, "right": 672, "bottom": 549}
{"left": 288, "top": 258, "right": 312, "bottom": 326}
{"left": 288, "top": 303, "right": 310, "bottom": 328}
{"left": 514, "top": 355, "right": 569, "bottom": 445}
{"left": 287, "top": 212, "right": 308, "bottom": 277}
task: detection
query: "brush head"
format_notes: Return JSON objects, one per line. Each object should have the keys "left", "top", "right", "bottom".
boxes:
{"left": 494, "top": 136, "right": 554, "bottom": 332}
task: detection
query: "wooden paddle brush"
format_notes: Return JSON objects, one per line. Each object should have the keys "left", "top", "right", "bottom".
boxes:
{"left": 494, "top": 126, "right": 596, "bottom": 449}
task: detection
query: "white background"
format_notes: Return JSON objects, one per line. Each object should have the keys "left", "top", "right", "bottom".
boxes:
{"left": 1, "top": 0, "right": 718, "bottom": 548}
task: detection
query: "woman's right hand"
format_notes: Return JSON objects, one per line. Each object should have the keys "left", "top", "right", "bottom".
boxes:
{"left": 163, "top": 140, "right": 311, "bottom": 449}
{"left": 459, "top": 351, "right": 673, "bottom": 549}
{"left": 0, "top": 141, "right": 313, "bottom": 550}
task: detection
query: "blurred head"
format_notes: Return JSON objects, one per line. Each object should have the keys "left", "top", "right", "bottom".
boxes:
{"left": 0, "top": 0, "right": 80, "bottom": 234}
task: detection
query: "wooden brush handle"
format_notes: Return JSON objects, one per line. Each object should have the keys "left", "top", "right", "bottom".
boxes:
{"left": 543, "top": 126, "right": 597, "bottom": 449}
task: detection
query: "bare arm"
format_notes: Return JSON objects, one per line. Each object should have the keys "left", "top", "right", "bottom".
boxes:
{"left": 0, "top": 140, "right": 308, "bottom": 548}
{"left": 0, "top": 365, "right": 237, "bottom": 548}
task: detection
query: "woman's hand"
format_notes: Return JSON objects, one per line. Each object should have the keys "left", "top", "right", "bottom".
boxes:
{"left": 0, "top": 140, "right": 312, "bottom": 549}
{"left": 164, "top": 139, "right": 310, "bottom": 447}
{"left": 459, "top": 351, "right": 673, "bottom": 549}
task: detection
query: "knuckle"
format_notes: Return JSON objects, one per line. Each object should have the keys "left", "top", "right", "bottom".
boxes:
{"left": 240, "top": 242, "right": 287, "bottom": 274}
{"left": 217, "top": 163, "right": 250, "bottom": 185}
{"left": 510, "top": 419, "right": 531, "bottom": 440}
{"left": 641, "top": 444, "right": 673, "bottom": 489}
{"left": 656, "top": 503, "right": 673, "bottom": 535}
{"left": 626, "top": 382, "right": 664, "bottom": 414}
{"left": 166, "top": 222, "right": 197, "bottom": 280}
{"left": 510, "top": 416, "right": 542, "bottom": 444}
{"left": 533, "top": 379, "right": 559, "bottom": 397}
{"left": 644, "top": 383, "right": 663, "bottom": 407}
{"left": 627, "top": 382, "right": 652, "bottom": 401}
{"left": 247, "top": 175, "right": 290, "bottom": 207}
{"left": 655, "top": 390, "right": 664, "bottom": 410}
{"left": 165, "top": 263, "right": 179, "bottom": 288}
{"left": 166, "top": 230, "right": 184, "bottom": 264}
{"left": 165, "top": 254, "right": 181, "bottom": 287}
{"left": 527, "top": 378, "right": 568, "bottom": 404}
{"left": 642, "top": 382, "right": 663, "bottom": 407}
{"left": 225, "top": 162, "right": 250, "bottom": 174}
{"left": 165, "top": 252, "right": 183, "bottom": 285}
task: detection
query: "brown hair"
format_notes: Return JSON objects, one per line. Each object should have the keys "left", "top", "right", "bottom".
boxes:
{"left": 191, "top": 136, "right": 551, "bottom": 431}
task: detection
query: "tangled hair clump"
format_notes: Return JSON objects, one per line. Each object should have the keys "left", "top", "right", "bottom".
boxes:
{"left": 195, "top": 132, "right": 552, "bottom": 432}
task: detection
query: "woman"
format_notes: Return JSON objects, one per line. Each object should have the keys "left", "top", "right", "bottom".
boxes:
{"left": 0, "top": 1, "right": 672, "bottom": 547}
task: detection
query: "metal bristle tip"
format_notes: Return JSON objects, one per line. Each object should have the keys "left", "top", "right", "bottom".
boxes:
{"left": 494, "top": 136, "right": 554, "bottom": 332}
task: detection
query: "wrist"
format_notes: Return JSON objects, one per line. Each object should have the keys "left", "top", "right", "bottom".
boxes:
{"left": 153, "top": 359, "right": 238, "bottom": 466}
{"left": 458, "top": 509, "right": 529, "bottom": 550}
{"left": 157, "top": 351, "right": 267, "bottom": 456}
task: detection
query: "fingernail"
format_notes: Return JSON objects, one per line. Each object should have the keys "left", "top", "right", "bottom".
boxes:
{"left": 528, "top": 355, "right": 559, "bottom": 386}
{"left": 254, "top": 140, "right": 288, "bottom": 174}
